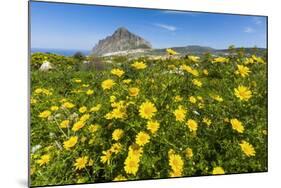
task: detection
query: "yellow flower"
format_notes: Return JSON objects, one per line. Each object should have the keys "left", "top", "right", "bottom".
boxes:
{"left": 243, "top": 57, "right": 254, "bottom": 65}
{"left": 188, "top": 55, "right": 200, "bottom": 62}
{"left": 203, "top": 69, "right": 209, "bottom": 75}
{"left": 74, "top": 79, "right": 82, "bottom": 83}
{"left": 31, "top": 98, "right": 37, "bottom": 104}
{"left": 82, "top": 84, "right": 89, "bottom": 88}
{"left": 102, "top": 79, "right": 115, "bottom": 90}
{"left": 198, "top": 102, "right": 204, "bottom": 109}
{"left": 131, "top": 61, "right": 147, "bottom": 69}
{"left": 110, "top": 143, "right": 122, "bottom": 154}
{"left": 169, "top": 154, "right": 184, "bottom": 174}
{"left": 111, "top": 68, "right": 125, "bottom": 77}
{"left": 72, "top": 120, "right": 85, "bottom": 132}
{"left": 185, "top": 148, "right": 193, "bottom": 159}
{"left": 252, "top": 55, "right": 265, "bottom": 64}
{"left": 90, "top": 104, "right": 101, "bottom": 112}
{"left": 38, "top": 110, "right": 51, "bottom": 118}
{"left": 79, "top": 106, "right": 87, "bottom": 113}
{"left": 63, "top": 136, "right": 78, "bottom": 150}
{"left": 113, "top": 175, "right": 127, "bottom": 181}
{"left": 181, "top": 64, "right": 192, "bottom": 72}
{"left": 174, "top": 95, "right": 183, "bottom": 102}
{"left": 173, "top": 105, "right": 187, "bottom": 122}
{"left": 88, "top": 159, "right": 94, "bottom": 166}
{"left": 124, "top": 156, "right": 139, "bottom": 175}
{"left": 239, "top": 140, "right": 256, "bottom": 157}
{"left": 213, "top": 57, "right": 229, "bottom": 63}
{"left": 60, "top": 120, "right": 70, "bottom": 128}
{"left": 34, "top": 88, "right": 43, "bottom": 94}
{"left": 234, "top": 85, "right": 252, "bottom": 101}
{"left": 212, "top": 166, "right": 225, "bottom": 175}
{"left": 180, "top": 64, "right": 199, "bottom": 76}
{"left": 147, "top": 120, "right": 160, "bottom": 134}
{"left": 190, "top": 69, "right": 199, "bottom": 77}
{"left": 236, "top": 65, "right": 251, "bottom": 77}
{"left": 136, "top": 131, "right": 150, "bottom": 146}
{"left": 192, "top": 79, "right": 202, "bottom": 87}
{"left": 86, "top": 89, "right": 94, "bottom": 95}
{"left": 112, "top": 129, "right": 124, "bottom": 141}
{"left": 62, "top": 102, "right": 75, "bottom": 109}
{"left": 186, "top": 119, "right": 198, "bottom": 132}
{"left": 230, "top": 118, "right": 244, "bottom": 133}
{"left": 128, "top": 144, "right": 143, "bottom": 158}
{"left": 139, "top": 101, "right": 157, "bottom": 119}
{"left": 74, "top": 156, "right": 88, "bottom": 170}
{"left": 169, "top": 169, "right": 183, "bottom": 177}
{"left": 110, "top": 95, "right": 116, "bottom": 102}
{"left": 88, "top": 124, "right": 100, "bottom": 133}
{"left": 166, "top": 48, "right": 178, "bottom": 55}
{"left": 36, "top": 154, "right": 51, "bottom": 166}
{"left": 212, "top": 95, "right": 223, "bottom": 102}
{"left": 189, "top": 96, "right": 197, "bottom": 104}
{"left": 105, "top": 106, "right": 127, "bottom": 120}
{"left": 42, "top": 89, "right": 52, "bottom": 96}
{"left": 100, "top": 150, "right": 112, "bottom": 164}
{"left": 203, "top": 117, "right": 212, "bottom": 126}
{"left": 79, "top": 113, "right": 90, "bottom": 122}
{"left": 123, "top": 79, "right": 132, "bottom": 84}
{"left": 50, "top": 106, "right": 59, "bottom": 111}
{"left": 129, "top": 87, "right": 140, "bottom": 97}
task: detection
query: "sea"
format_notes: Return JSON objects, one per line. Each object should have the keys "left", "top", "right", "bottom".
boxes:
{"left": 31, "top": 48, "right": 91, "bottom": 56}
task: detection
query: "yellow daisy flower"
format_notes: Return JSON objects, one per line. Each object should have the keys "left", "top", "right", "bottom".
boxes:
{"left": 239, "top": 140, "right": 256, "bottom": 157}
{"left": 63, "top": 136, "right": 78, "bottom": 150}
{"left": 146, "top": 120, "right": 160, "bottom": 134}
{"left": 135, "top": 131, "right": 150, "bottom": 146}
{"left": 212, "top": 166, "right": 225, "bottom": 175}
{"left": 186, "top": 119, "right": 198, "bottom": 132}
{"left": 102, "top": 79, "right": 115, "bottom": 90}
{"left": 74, "top": 156, "right": 88, "bottom": 170}
{"left": 36, "top": 154, "right": 51, "bottom": 166}
{"left": 234, "top": 85, "right": 252, "bottom": 101}
{"left": 230, "top": 118, "right": 244, "bottom": 133}
{"left": 112, "top": 129, "right": 124, "bottom": 141}
{"left": 139, "top": 101, "right": 157, "bottom": 119}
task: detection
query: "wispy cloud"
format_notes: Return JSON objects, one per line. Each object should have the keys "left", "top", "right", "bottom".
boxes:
{"left": 154, "top": 23, "right": 177, "bottom": 31}
{"left": 244, "top": 27, "right": 255, "bottom": 33}
{"left": 253, "top": 17, "right": 263, "bottom": 25}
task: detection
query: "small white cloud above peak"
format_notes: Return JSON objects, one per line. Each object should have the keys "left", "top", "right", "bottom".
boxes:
{"left": 154, "top": 23, "right": 177, "bottom": 31}
{"left": 244, "top": 27, "right": 255, "bottom": 33}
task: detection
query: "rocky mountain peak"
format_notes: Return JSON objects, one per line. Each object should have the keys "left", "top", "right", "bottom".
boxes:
{"left": 92, "top": 27, "right": 152, "bottom": 55}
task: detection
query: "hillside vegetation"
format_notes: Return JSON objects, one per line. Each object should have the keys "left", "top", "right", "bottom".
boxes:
{"left": 30, "top": 49, "right": 267, "bottom": 186}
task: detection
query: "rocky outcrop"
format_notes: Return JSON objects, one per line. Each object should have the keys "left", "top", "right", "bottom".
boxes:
{"left": 92, "top": 27, "right": 152, "bottom": 55}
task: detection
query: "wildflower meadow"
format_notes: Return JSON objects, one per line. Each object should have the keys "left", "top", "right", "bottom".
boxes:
{"left": 30, "top": 49, "right": 267, "bottom": 186}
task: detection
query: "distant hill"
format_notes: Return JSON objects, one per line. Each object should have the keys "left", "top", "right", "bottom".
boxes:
{"left": 151, "top": 45, "right": 216, "bottom": 55}
{"left": 92, "top": 27, "right": 152, "bottom": 55}
{"left": 216, "top": 47, "right": 267, "bottom": 56}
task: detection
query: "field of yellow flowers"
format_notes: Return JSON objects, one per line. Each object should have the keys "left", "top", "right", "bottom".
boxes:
{"left": 30, "top": 49, "right": 267, "bottom": 186}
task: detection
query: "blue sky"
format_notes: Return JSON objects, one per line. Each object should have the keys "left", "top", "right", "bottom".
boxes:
{"left": 30, "top": 1, "right": 267, "bottom": 50}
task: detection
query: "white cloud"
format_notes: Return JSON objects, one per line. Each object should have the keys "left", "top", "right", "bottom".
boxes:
{"left": 253, "top": 17, "right": 263, "bottom": 25}
{"left": 154, "top": 23, "right": 177, "bottom": 31}
{"left": 244, "top": 27, "right": 255, "bottom": 33}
